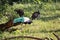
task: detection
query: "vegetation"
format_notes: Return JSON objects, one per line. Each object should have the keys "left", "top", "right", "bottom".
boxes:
{"left": 0, "top": 0, "right": 60, "bottom": 40}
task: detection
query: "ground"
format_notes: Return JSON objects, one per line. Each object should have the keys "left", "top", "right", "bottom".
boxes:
{"left": 0, "top": 2, "right": 60, "bottom": 40}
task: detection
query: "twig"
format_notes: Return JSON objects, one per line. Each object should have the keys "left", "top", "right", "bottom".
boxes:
{"left": 53, "top": 33, "right": 60, "bottom": 40}
{"left": 2, "top": 36, "right": 43, "bottom": 40}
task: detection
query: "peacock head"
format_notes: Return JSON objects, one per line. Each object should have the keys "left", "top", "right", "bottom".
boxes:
{"left": 14, "top": 9, "right": 24, "bottom": 17}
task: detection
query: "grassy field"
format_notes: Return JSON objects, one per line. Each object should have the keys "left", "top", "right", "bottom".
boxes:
{"left": 0, "top": 2, "right": 60, "bottom": 40}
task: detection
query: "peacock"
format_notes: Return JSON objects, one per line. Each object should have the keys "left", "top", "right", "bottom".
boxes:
{"left": 14, "top": 9, "right": 24, "bottom": 17}
{"left": 31, "top": 10, "right": 40, "bottom": 20}
{"left": 13, "top": 16, "right": 32, "bottom": 26}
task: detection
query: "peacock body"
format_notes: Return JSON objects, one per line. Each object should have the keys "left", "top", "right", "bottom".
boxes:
{"left": 13, "top": 17, "right": 32, "bottom": 24}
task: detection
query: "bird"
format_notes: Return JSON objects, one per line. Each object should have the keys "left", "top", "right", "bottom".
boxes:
{"left": 31, "top": 10, "right": 40, "bottom": 20}
{"left": 13, "top": 16, "right": 32, "bottom": 26}
{"left": 14, "top": 9, "right": 32, "bottom": 25}
{"left": 14, "top": 9, "right": 33, "bottom": 24}
{"left": 14, "top": 9, "right": 24, "bottom": 17}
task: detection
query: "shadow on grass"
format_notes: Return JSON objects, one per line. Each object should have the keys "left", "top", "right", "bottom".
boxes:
{"left": 40, "top": 14, "right": 60, "bottom": 21}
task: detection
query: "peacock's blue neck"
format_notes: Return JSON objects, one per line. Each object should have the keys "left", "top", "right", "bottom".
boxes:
{"left": 13, "top": 16, "right": 24, "bottom": 23}
{"left": 13, "top": 16, "right": 31, "bottom": 24}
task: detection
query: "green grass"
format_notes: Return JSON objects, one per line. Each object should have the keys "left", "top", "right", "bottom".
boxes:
{"left": 0, "top": 18, "right": 60, "bottom": 40}
{"left": 0, "top": 2, "right": 60, "bottom": 40}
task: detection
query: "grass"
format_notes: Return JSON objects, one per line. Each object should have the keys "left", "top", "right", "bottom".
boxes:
{"left": 0, "top": 18, "right": 60, "bottom": 40}
{"left": 0, "top": 2, "right": 60, "bottom": 40}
